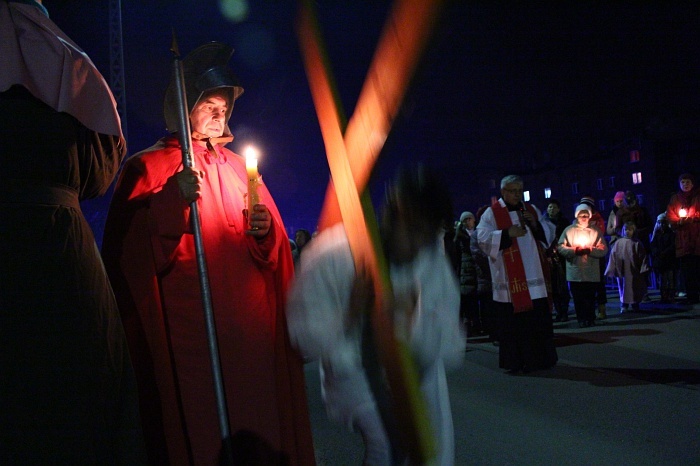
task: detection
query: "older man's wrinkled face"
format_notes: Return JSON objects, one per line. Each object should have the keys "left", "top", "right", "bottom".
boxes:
{"left": 190, "top": 94, "right": 228, "bottom": 138}
{"left": 680, "top": 178, "right": 694, "bottom": 192}
{"left": 501, "top": 183, "right": 523, "bottom": 207}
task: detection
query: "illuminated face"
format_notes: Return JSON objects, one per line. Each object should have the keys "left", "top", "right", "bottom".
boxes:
{"left": 680, "top": 178, "right": 694, "bottom": 192}
{"left": 547, "top": 203, "right": 560, "bottom": 217}
{"left": 614, "top": 198, "right": 624, "bottom": 208}
{"left": 190, "top": 94, "right": 228, "bottom": 138}
{"left": 624, "top": 224, "right": 636, "bottom": 238}
{"left": 501, "top": 183, "right": 523, "bottom": 206}
{"left": 576, "top": 210, "right": 590, "bottom": 228}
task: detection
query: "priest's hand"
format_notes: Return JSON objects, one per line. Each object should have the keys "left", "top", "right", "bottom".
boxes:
{"left": 176, "top": 167, "right": 204, "bottom": 203}
{"left": 522, "top": 210, "right": 538, "bottom": 229}
{"left": 245, "top": 204, "right": 271, "bottom": 238}
{"left": 508, "top": 224, "right": 527, "bottom": 238}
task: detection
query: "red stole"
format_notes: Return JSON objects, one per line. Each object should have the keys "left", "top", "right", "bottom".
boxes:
{"left": 492, "top": 202, "right": 539, "bottom": 313}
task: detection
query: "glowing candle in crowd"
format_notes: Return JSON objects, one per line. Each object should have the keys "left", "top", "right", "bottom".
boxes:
{"left": 679, "top": 208, "right": 688, "bottom": 218}
{"left": 245, "top": 146, "right": 260, "bottom": 227}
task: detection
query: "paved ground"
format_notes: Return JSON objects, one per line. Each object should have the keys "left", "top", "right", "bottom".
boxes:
{"left": 303, "top": 292, "right": 700, "bottom": 465}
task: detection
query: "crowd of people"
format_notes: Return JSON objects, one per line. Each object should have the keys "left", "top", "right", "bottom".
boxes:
{"left": 447, "top": 172, "right": 700, "bottom": 343}
{"left": 2, "top": 1, "right": 699, "bottom": 465}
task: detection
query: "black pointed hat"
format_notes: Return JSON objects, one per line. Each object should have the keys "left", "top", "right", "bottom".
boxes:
{"left": 164, "top": 42, "right": 244, "bottom": 134}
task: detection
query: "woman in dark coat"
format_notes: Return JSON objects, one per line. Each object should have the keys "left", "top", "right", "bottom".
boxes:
{"left": 0, "top": 1, "right": 144, "bottom": 463}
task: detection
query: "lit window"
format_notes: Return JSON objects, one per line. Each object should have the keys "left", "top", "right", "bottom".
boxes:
{"left": 596, "top": 178, "right": 603, "bottom": 191}
{"left": 632, "top": 172, "right": 643, "bottom": 184}
{"left": 609, "top": 176, "right": 615, "bottom": 187}
{"left": 637, "top": 194, "right": 644, "bottom": 205}
{"left": 544, "top": 187, "right": 551, "bottom": 199}
{"left": 630, "top": 150, "right": 640, "bottom": 163}
{"left": 523, "top": 190, "right": 530, "bottom": 202}
{"left": 599, "top": 200, "right": 605, "bottom": 212}
{"left": 571, "top": 182, "right": 578, "bottom": 194}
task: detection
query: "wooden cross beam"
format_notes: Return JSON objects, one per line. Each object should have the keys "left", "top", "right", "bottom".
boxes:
{"left": 296, "top": 0, "right": 444, "bottom": 462}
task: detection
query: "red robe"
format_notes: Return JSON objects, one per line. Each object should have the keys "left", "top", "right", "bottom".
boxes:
{"left": 102, "top": 136, "right": 315, "bottom": 465}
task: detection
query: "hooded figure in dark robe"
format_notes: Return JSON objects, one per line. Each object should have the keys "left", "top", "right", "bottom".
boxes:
{"left": 0, "top": 1, "right": 145, "bottom": 463}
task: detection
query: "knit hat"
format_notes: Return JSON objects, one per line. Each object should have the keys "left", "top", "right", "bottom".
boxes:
{"left": 575, "top": 204, "right": 591, "bottom": 217}
{"left": 460, "top": 211, "right": 475, "bottom": 222}
{"left": 579, "top": 196, "right": 596, "bottom": 209}
{"left": 614, "top": 191, "right": 625, "bottom": 201}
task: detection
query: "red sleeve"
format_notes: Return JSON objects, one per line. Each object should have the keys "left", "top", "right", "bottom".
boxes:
{"left": 148, "top": 174, "right": 190, "bottom": 272}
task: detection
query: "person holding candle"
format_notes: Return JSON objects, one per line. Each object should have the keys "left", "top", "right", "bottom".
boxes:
{"left": 558, "top": 204, "right": 608, "bottom": 327}
{"left": 101, "top": 42, "right": 315, "bottom": 465}
{"left": 665, "top": 173, "right": 700, "bottom": 305}
{"left": 476, "top": 175, "right": 558, "bottom": 373}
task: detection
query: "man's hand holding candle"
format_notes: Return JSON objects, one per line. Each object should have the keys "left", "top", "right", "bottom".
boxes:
{"left": 246, "top": 204, "right": 271, "bottom": 238}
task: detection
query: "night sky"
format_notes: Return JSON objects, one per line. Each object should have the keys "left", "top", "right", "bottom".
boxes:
{"left": 48, "top": 1, "right": 700, "bottom": 239}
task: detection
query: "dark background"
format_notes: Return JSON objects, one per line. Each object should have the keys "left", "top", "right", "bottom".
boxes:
{"left": 47, "top": 0, "right": 700, "bottom": 239}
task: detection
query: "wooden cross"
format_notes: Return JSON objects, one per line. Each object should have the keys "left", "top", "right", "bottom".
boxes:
{"left": 296, "top": 0, "right": 445, "bottom": 462}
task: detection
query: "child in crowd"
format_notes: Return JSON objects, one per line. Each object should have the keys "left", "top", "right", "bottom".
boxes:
{"left": 558, "top": 204, "right": 608, "bottom": 327}
{"left": 286, "top": 164, "right": 465, "bottom": 466}
{"left": 605, "top": 221, "right": 649, "bottom": 313}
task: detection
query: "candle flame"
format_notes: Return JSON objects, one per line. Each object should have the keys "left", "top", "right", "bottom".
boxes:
{"left": 679, "top": 208, "right": 688, "bottom": 218}
{"left": 244, "top": 145, "right": 259, "bottom": 170}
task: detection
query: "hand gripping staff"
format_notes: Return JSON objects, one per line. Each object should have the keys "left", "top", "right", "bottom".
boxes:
{"left": 297, "top": 0, "right": 445, "bottom": 463}
{"left": 169, "top": 33, "right": 234, "bottom": 465}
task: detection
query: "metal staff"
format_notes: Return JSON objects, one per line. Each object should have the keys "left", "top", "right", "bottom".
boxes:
{"left": 170, "top": 32, "right": 233, "bottom": 464}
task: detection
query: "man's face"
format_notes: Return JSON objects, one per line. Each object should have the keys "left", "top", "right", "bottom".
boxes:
{"left": 190, "top": 94, "right": 228, "bottom": 138}
{"left": 547, "top": 203, "right": 560, "bottom": 217}
{"left": 501, "top": 183, "right": 523, "bottom": 206}
{"left": 463, "top": 216, "right": 476, "bottom": 230}
{"left": 680, "top": 178, "right": 694, "bottom": 192}
{"left": 625, "top": 195, "right": 636, "bottom": 206}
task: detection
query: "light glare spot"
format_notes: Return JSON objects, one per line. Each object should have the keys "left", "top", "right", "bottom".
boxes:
{"left": 219, "top": 0, "right": 248, "bottom": 22}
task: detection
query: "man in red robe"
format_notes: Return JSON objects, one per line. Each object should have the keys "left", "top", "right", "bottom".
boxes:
{"left": 102, "top": 42, "right": 315, "bottom": 465}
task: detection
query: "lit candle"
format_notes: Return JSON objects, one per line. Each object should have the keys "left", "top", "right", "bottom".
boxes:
{"left": 679, "top": 208, "right": 688, "bottom": 218}
{"left": 574, "top": 238, "right": 588, "bottom": 248}
{"left": 245, "top": 146, "right": 260, "bottom": 227}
